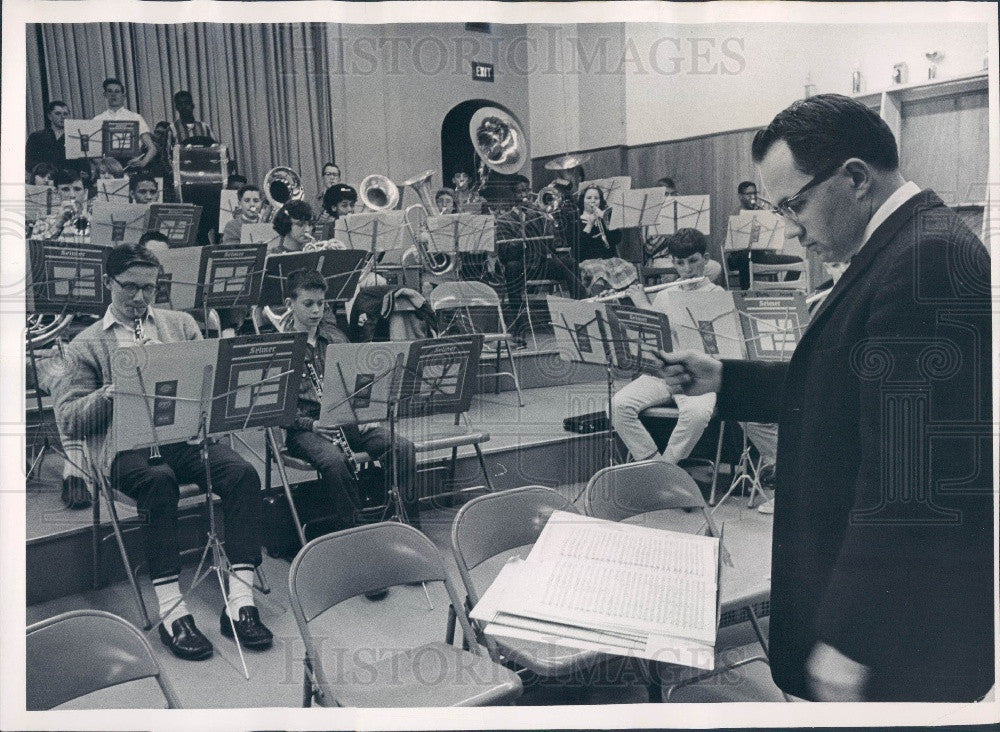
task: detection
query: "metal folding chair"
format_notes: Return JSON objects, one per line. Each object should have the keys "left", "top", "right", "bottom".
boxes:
{"left": 429, "top": 280, "right": 525, "bottom": 406}
{"left": 288, "top": 521, "right": 523, "bottom": 707}
{"left": 449, "top": 486, "right": 659, "bottom": 698}
{"left": 26, "top": 609, "right": 181, "bottom": 710}
{"left": 580, "top": 460, "right": 779, "bottom": 701}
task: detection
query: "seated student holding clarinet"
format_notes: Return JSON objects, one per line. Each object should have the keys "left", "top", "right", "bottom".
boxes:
{"left": 277, "top": 269, "right": 421, "bottom": 588}
{"left": 53, "top": 242, "right": 273, "bottom": 661}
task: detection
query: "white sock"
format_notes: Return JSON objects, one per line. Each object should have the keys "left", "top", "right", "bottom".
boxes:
{"left": 226, "top": 564, "right": 256, "bottom": 619}
{"left": 152, "top": 576, "right": 190, "bottom": 630}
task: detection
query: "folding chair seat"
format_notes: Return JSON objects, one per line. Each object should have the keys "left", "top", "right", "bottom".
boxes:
{"left": 638, "top": 406, "right": 745, "bottom": 505}
{"left": 581, "top": 460, "right": 777, "bottom": 701}
{"left": 27, "top": 609, "right": 181, "bottom": 710}
{"left": 429, "top": 280, "right": 524, "bottom": 406}
{"left": 450, "top": 486, "right": 621, "bottom": 684}
{"left": 288, "top": 521, "right": 522, "bottom": 707}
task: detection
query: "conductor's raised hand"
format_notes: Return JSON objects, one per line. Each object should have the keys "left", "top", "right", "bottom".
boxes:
{"left": 657, "top": 350, "right": 722, "bottom": 396}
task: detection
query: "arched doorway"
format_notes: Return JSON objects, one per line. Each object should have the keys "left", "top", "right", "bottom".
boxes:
{"left": 440, "top": 100, "right": 526, "bottom": 193}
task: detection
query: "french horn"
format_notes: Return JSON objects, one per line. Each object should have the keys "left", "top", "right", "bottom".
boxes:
{"left": 401, "top": 170, "right": 454, "bottom": 276}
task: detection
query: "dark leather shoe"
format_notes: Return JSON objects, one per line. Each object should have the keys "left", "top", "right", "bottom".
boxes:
{"left": 158, "top": 615, "right": 213, "bottom": 661}
{"left": 365, "top": 589, "right": 389, "bottom": 601}
{"left": 220, "top": 606, "right": 273, "bottom": 650}
{"left": 61, "top": 476, "right": 91, "bottom": 509}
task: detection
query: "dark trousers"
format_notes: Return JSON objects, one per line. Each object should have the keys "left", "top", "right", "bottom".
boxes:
{"left": 111, "top": 441, "right": 263, "bottom": 581}
{"left": 285, "top": 425, "right": 420, "bottom": 529}
{"left": 726, "top": 249, "right": 802, "bottom": 290}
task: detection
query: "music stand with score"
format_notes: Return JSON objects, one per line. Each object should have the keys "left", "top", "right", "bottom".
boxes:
{"left": 102, "top": 120, "right": 140, "bottom": 161}
{"left": 25, "top": 241, "right": 111, "bottom": 479}
{"left": 110, "top": 332, "right": 306, "bottom": 679}
{"left": 147, "top": 203, "right": 203, "bottom": 247}
{"left": 64, "top": 119, "right": 104, "bottom": 159}
{"left": 25, "top": 185, "right": 56, "bottom": 223}
{"left": 648, "top": 195, "right": 711, "bottom": 238}
{"left": 95, "top": 178, "right": 131, "bottom": 204}
{"left": 259, "top": 249, "right": 369, "bottom": 306}
{"left": 90, "top": 203, "right": 150, "bottom": 246}
{"left": 218, "top": 189, "right": 239, "bottom": 233}
{"left": 424, "top": 213, "right": 495, "bottom": 280}
{"left": 546, "top": 295, "right": 622, "bottom": 468}
{"left": 320, "top": 335, "right": 485, "bottom": 524}
{"left": 608, "top": 187, "right": 666, "bottom": 232}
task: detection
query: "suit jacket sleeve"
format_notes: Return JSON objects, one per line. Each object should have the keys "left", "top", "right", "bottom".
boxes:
{"left": 715, "top": 359, "right": 787, "bottom": 422}
{"left": 813, "top": 230, "right": 992, "bottom": 668}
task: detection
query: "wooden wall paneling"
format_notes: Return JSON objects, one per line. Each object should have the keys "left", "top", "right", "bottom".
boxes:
{"left": 954, "top": 91, "right": 989, "bottom": 203}
{"left": 900, "top": 96, "right": 960, "bottom": 204}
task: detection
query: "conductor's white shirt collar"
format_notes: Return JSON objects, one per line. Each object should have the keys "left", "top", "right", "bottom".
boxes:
{"left": 858, "top": 181, "right": 921, "bottom": 255}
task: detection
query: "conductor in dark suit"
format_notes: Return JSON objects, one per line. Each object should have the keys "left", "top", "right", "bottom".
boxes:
{"left": 660, "top": 94, "right": 992, "bottom": 702}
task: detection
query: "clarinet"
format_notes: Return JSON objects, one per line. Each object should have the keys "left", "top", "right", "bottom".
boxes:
{"left": 133, "top": 317, "right": 164, "bottom": 466}
{"left": 304, "top": 358, "right": 361, "bottom": 480}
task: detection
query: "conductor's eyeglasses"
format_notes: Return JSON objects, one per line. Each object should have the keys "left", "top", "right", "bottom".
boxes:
{"left": 111, "top": 277, "right": 157, "bottom": 297}
{"left": 757, "top": 161, "right": 844, "bottom": 222}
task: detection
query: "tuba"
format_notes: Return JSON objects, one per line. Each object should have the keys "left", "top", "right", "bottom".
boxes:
{"left": 401, "top": 170, "right": 454, "bottom": 276}
{"left": 359, "top": 174, "right": 400, "bottom": 212}
{"left": 262, "top": 166, "right": 303, "bottom": 220}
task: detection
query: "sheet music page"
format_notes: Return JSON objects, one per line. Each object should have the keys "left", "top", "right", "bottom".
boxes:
{"left": 531, "top": 511, "right": 717, "bottom": 580}
{"left": 516, "top": 512, "right": 718, "bottom": 642}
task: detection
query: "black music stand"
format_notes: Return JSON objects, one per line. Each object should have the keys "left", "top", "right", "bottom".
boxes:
{"left": 321, "top": 335, "right": 485, "bottom": 525}
{"left": 25, "top": 241, "right": 112, "bottom": 480}
{"left": 546, "top": 296, "right": 623, "bottom": 470}
{"left": 111, "top": 333, "right": 305, "bottom": 679}
{"left": 259, "top": 249, "right": 369, "bottom": 306}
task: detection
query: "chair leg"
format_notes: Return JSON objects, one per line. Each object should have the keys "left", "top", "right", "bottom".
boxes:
{"left": 302, "top": 658, "right": 314, "bottom": 707}
{"left": 254, "top": 565, "right": 271, "bottom": 595}
{"left": 445, "top": 604, "right": 457, "bottom": 645}
{"left": 101, "top": 480, "right": 153, "bottom": 630}
{"left": 708, "top": 421, "right": 726, "bottom": 506}
{"left": 91, "top": 488, "right": 102, "bottom": 591}
{"left": 473, "top": 444, "right": 494, "bottom": 492}
{"left": 448, "top": 446, "right": 459, "bottom": 492}
{"left": 494, "top": 342, "right": 502, "bottom": 396}
{"left": 504, "top": 340, "right": 525, "bottom": 407}
{"left": 746, "top": 604, "right": 769, "bottom": 660}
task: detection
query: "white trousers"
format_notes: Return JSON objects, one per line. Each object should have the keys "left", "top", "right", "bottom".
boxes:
{"left": 611, "top": 374, "right": 716, "bottom": 464}
{"left": 611, "top": 374, "right": 779, "bottom": 466}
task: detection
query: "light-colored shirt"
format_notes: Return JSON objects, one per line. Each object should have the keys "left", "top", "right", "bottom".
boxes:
{"left": 857, "top": 181, "right": 921, "bottom": 256}
{"left": 92, "top": 106, "right": 151, "bottom": 137}
{"left": 102, "top": 306, "right": 160, "bottom": 347}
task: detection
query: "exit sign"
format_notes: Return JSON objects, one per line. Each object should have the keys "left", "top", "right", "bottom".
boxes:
{"left": 472, "top": 62, "right": 494, "bottom": 82}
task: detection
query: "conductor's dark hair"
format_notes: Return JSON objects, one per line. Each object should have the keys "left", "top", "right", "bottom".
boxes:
{"left": 53, "top": 168, "right": 83, "bottom": 187}
{"left": 656, "top": 177, "right": 676, "bottom": 189}
{"left": 737, "top": 181, "right": 757, "bottom": 195}
{"left": 272, "top": 200, "right": 313, "bottom": 237}
{"left": 286, "top": 268, "right": 327, "bottom": 299}
{"left": 665, "top": 228, "right": 709, "bottom": 259}
{"left": 751, "top": 94, "right": 899, "bottom": 174}
{"left": 107, "top": 243, "right": 161, "bottom": 278}
{"left": 173, "top": 90, "right": 193, "bottom": 104}
{"left": 102, "top": 78, "right": 124, "bottom": 92}
{"left": 138, "top": 230, "right": 170, "bottom": 248}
